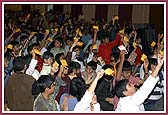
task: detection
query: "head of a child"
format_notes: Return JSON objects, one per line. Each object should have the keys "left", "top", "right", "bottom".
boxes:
{"left": 36, "top": 75, "right": 56, "bottom": 94}
{"left": 114, "top": 79, "right": 137, "bottom": 98}
{"left": 42, "top": 51, "right": 54, "bottom": 65}
{"left": 68, "top": 61, "right": 81, "bottom": 75}
{"left": 20, "top": 35, "right": 28, "bottom": 45}
{"left": 66, "top": 36, "right": 74, "bottom": 46}
{"left": 148, "top": 58, "right": 157, "bottom": 72}
{"left": 135, "top": 36, "right": 141, "bottom": 45}
{"left": 70, "top": 77, "right": 88, "bottom": 101}
{"left": 86, "top": 61, "right": 97, "bottom": 74}
{"left": 10, "top": 41, "right": 20, "bottom": 53}
{"left": 110, "top": 53, "right": 119, "bottom": 65}
{"left": 122, "top": 60, "right": 132, "bottom": 79}
{"left": 55, "top": 52, "right": 65, "bottom": 64}
{"left": 72, "top": 46, "right": 81, "bottom": 56}
{"left": 54, "top": 37, "right": 64, "bottom": 48}
{"left": 13, "top": 56, "right": 27, "bottom": 73}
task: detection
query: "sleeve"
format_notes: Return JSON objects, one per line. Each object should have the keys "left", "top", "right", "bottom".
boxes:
{"left": 97, "top": 45, "right": 103, "bottom": 57}
{"left": 26, "top": 58, "right": 38, "bottom": 76}
{"left": 131, "top": 75, "right": 159, "bottom": 105}
{"left": 74, "top": 90, "right": 94, "bottom": 111}
{"left": 108, "top": 34, "right": 121, "bottom": 49}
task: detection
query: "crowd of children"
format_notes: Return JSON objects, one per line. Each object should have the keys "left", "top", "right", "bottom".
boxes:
{"left": 4, "top": 9, "right": 164, "bottom": 111}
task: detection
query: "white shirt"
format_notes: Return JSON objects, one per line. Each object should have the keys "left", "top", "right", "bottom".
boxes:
{"left": 74, "top": 91, "right": 100, "bottom": 111}
{"left": 115, "top": 75, "right": 159, "bottom": 112}
{"left": 26, "top": 58, "right": 40, "bottom": 80}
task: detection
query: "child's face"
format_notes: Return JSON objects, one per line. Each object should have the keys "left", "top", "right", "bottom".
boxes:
{"left": 104, "top": 38, "right": 109, "bottom": 43}
{"left": 151, "top": 64, "right": 157, "bottom": 72}
{"left": 75, "top": 48, "right": 80, "bottom": 56}
{"left": 63, "top": 66, "right": 69, "bottom": 75}
{"left": 136, "top": 38, "right": 141, "bottom": 44}
{"left": 13, "top": 45, "right": 20, "bottom": 52}
{"left": 124, "top": 82, "right": 137, "bottom": 96}
{"left": 45, "top": 57, "right": 54, "bottom": 65}
{"left": 122, "top": 70, "right": 131, "bottom": 79}
{"left": 54, "top": 40, "right": 62, "bottom": 48}
{"left": 86, "top": 66, "right": 93, "bottom": 74}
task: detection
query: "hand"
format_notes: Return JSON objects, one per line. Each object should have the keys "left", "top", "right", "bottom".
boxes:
{"left": 96, "top": 69, "right": 104, "bottom": 79}
{"left": 157, "top": 54, "right": 164, "bottom": 67}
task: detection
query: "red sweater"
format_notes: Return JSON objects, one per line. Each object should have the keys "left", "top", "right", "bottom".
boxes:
{"left": 98, "top": 34, "right": 121, "bottom": 64}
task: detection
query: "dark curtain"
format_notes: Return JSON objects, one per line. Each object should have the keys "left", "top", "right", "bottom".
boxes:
{"left": 71, "top": 4, "right": 82, "bottom": 20}
{"left": 149, "top": 4, "right": 164, "bottom": 34}
{"left": 95, "top": 4, "right": 108, "bottom": 21}
{"left": 22, "top": 5, "right": 31, "bottom": 13}
{"left": 118, "top": 4, "right": 132, "bottom": 28}
{"left": 53, "top": 4, "right": 63, "bottom": 14}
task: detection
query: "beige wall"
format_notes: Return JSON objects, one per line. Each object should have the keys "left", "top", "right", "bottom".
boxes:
{"left": 132, "top": 5, "right": 150, "bottom": 24}
{"left": 83, "top": 5, "right": 96, "bottom": 21}
{"left": 63, "top": 4, "right": 71, "bottom": 14}
{"left": 5, "top": 5, "right": 22, "bottom": 10}
{"left": 30, "top": 5, "right": 46, "bottom": 13}
{"left": 107, "top": 5, "right": 118, "bottom": 22}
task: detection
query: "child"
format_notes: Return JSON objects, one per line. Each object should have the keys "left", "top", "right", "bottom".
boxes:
{"left": 74, "top": 69, "right": 104, "bottom": 111}
{"left": 33, "top": 75, "right": 60, "bottom": 111}
{"left": 82, "top": 61, "right": 97, "bottom": 85}
{"left": 114, "top": 55, "right": 164, "bottom": 111}
{"left": 40, "top": 51, "right": 54, "bottom": 75}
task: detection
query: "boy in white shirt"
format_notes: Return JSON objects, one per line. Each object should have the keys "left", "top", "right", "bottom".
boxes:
{"left": 114, "top": 55, "right": 164, "bottom": 111}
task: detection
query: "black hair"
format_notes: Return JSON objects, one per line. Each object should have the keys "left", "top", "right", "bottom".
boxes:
{"left": 13, "top": 56, "right": 26, "bottom": 72}
{"left": 54, "top": 36, "right": 64, "bottom": 47}
{"left": 23, "top": 54, "right": 32, "bottom": 65}
{"left": 72, "top": 46, "right": 81, "bottom": 52}
{"left": 10, "top": 41, "right": 19, "bottom": 46}
{"left": 87, "top": 61, "right": 97, "bottom": 70}
{"left": 114, "top": 79, "right": 129, "bottom": 98}
{"left": 68, "top": 61, "right": 81, "bottom": 74}
{"left": 42, "top": 51, "right": 54, "bottom": 60}
{"left": 27, "top": 43, "right": 40, "bottom": 54}
{"left": 36, "top": 33, "right": 45, "bottom": 43}
{"left": 20, "top": 35, "right": 28, "bottom": 42}
{"left": 148, "top": 58, "right": 157, "bottom": 70}
{"left": 55, "top": 52, "right": 64, "bottom": 64}
{"left": 111, "top": 52, "right": 120, "bottom": 62}
{"left": 122, "top": 60, "right": 132, "bottom": 72}
{"left": 32, "top": 75, "right": 55, "bottom": 95}
{"left": 70, "top": 77, "right": 88, "bottom": 101}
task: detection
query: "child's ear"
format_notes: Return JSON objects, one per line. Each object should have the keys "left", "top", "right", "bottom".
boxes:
{"left": 44, "top": 59, "right": 47, "bottom": 63}
{"left": 123, "top": 91, "right": 128, "bottom": 96}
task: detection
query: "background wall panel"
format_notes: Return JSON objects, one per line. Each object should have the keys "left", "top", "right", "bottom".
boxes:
{"left": 107, "top": 4, "right": 118, "bottom": 22}
{"left": 132, "top": 5, "right": 150, "bottom": 24}
{"left": 83, "top": 4, "right": 95, "bottom": 21}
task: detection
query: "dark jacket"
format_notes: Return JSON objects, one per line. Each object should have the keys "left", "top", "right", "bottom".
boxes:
{"left": 5, "top": 72, "right": 35, "bottom": 111}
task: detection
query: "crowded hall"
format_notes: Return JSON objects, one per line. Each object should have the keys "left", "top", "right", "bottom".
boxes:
{"left": 3, "top": 3, "right": 165, "bottom": 112}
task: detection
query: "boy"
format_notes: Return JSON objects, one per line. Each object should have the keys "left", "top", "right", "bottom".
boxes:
{"left": 114, "top": 55, "right": 164, "bottom": 111}
{"left": 40, "top": 51, "right": 54, "bottom": 75}
{"left": 33, "top": 75, "right": 60, "bottom": 111}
